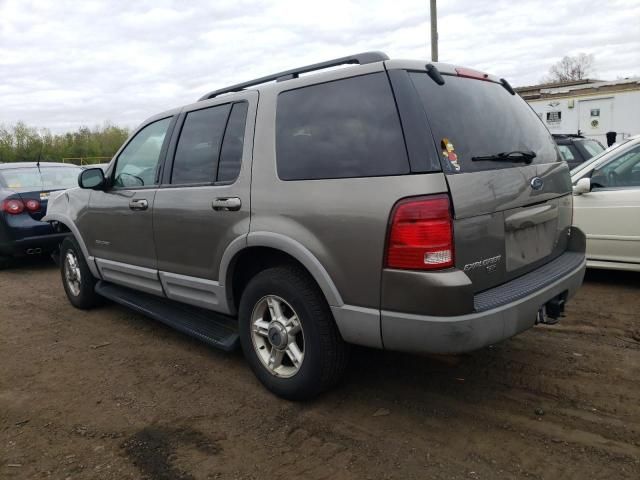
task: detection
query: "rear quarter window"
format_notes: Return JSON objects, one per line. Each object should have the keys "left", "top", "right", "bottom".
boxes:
{"left": 276, "top": 73, "right": 410, "bottom": 180}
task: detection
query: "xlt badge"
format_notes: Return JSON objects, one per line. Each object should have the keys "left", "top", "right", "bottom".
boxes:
{"left": 463, "top": 255, "right": 502, "bottom": 273}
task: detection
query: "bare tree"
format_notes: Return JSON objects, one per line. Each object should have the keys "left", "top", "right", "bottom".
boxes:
{"left": 543, "top": 53, "right": 595, "bottom": 83}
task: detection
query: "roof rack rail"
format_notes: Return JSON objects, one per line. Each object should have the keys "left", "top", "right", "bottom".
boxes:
{"left": 198, "top": 51, "right": 389, "bottom": 101}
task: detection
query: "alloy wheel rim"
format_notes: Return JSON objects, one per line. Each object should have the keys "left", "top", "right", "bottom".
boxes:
{"left": 250, "top": 295, "right": 305, "bottom": 378}
{"left": 64, "top": 251, "right": 82, "bottom": 297}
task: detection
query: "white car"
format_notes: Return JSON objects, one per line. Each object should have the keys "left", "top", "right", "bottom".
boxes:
{"left": 571, "top": 135, "right": 640, "bottom": 271}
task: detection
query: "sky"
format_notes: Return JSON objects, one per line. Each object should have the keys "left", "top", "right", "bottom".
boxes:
{"left": 1, "top": 0, "right": 639, "bottom": 133}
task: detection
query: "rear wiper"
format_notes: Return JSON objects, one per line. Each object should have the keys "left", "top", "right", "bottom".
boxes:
{"left": 471, "top": 150, "right": 537, "bottom": 164}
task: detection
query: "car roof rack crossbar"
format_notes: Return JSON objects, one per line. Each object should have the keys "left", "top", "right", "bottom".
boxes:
{"left": 198, "top": 51, "right": 389, "bottom": 101}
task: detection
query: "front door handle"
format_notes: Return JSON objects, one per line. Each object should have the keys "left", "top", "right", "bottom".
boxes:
{"left": 212, "top": 197, "right": 241, "bottom": 211}
{"left": 129, "top": 199, "right": 148, "bottom": 211}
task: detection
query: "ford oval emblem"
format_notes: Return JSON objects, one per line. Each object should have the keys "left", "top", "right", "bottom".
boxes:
{"left": 530, "top": 177, "right": 544, "bottom": 191}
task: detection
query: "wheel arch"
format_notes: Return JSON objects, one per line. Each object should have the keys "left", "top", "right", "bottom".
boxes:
{"left": 42, "top": 213, "right": 100, "bottom": 278}
{"left": 220, "top": 232, "right": 344, "bottom": 314}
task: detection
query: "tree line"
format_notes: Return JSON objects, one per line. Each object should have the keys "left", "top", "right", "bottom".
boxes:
{"left": 0, "top": 122, "right": 130, "bottom": 164}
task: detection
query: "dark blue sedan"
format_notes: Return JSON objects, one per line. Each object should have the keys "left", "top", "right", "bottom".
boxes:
{"left": 0, "top": 162, "right": 82, "bottom": 268}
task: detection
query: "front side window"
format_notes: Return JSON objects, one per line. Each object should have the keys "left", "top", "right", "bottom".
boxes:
{"left": 276, "top": 73, "right": 409, "bottom": 180}
{"left": 172, "top": 104, "right": 231, "bottom": 185}
{"left": 114, "top": 117, "right": 172, "bottom": 188}
{"left": 591, "top": 145, "right": 640, "bottom": 189}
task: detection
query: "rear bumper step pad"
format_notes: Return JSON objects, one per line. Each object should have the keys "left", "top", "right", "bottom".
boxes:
{"left": 474, "top": 251, "right": 585, "bottom": 312}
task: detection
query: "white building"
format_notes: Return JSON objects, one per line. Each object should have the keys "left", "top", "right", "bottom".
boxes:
{"left": 516, "top": 78, "right": 640, "bottom": 146}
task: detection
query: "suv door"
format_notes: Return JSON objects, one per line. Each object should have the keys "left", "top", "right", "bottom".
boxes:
{"left": 152, "top": 92, "right": 256, "bottom": 312}
{"left": 80, "top": 116, "right": 175, "bottom": 295}
{"left": 574, "top": 144, "right": 640, "bottom": 265}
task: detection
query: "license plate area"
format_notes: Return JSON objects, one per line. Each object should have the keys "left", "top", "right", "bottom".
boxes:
{"left": 505, "top": 219, "right": 557, "bottom": 272}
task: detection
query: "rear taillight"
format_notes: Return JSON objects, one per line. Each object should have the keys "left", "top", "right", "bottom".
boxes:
{"left": 25, "top": 199, "right": 41, "bottom": 212}
{"left": 2, "top": 199, "right": 25, "bottom": 215}
{"left": 386, "top": 195, "right": 454, "bottom": 271}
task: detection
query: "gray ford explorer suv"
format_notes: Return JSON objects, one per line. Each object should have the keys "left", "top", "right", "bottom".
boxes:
{"left": 44, "top": 52, "right": 586, "bottom": 399}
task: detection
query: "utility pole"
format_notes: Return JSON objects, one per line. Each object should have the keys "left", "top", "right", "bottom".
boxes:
{"left": 430, "top": 0, "right": 438, "bottom": 62}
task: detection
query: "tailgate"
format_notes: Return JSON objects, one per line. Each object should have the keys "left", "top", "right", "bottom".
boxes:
{"left": 406, "top": 68, "right": 574, "bottom": 292}
{"left": 449, "top": 164, "right": 573, "bottom": 292}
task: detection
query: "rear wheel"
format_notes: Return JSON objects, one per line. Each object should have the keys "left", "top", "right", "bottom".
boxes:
{"left": 239, "top": 265, "right": 349, "bottom": 400}
{"left": 60, "top": 237, "right": 101, "bottom": 309}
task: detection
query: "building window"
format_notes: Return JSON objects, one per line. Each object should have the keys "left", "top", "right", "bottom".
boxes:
{"left": 546, "top": 111, "right": 561, "bottom": 124}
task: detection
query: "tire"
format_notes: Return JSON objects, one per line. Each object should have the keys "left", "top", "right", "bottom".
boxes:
{"left": 239, "top": 265, "right": 350, "bottom": 400}
{"left": 60, "top": 237, "right": 101, "bottom": 309}
{"left": 0, "top": 255, "right": 11, "bottom": 270}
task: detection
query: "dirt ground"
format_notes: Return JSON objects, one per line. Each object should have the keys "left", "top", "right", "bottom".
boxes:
{"left": 1, "top": 259, "right": 639, "bottom": 480}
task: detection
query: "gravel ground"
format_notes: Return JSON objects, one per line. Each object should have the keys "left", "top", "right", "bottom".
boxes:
{"left": 1, "top": 259, "right": 639, "bottom": 479}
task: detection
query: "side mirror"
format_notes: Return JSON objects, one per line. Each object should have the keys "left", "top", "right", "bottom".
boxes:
{"left": 78, "top": 168, "right": 106, "bottom": 190}
{"left": 573, "top": 177, "right": 591, "bottom": 195}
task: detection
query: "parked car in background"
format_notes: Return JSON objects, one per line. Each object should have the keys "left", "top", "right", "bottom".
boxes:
{"left": 82, "top": 163, "right": 110, "bottom": 172}
{"left": 571, "top": 134, "right": 640, "bottom": 271}
{"left": 553, "top": 134, "right": 605, "bottom": 169}
{"left": 44, "top": 52, "right": 586, "bottom": 399}
{"left": 0, "top": 162, "right": 82, "bottom": 268}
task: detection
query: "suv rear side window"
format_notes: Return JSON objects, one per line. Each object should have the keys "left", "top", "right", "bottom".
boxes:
{"left": 276, "top": 73, "right": 409, "bottom": 180}
{"left": 172, "top": 104, "right": 231, "bottom": 185}
{"left": 409, "top": 73, "right": 560, "bottom": 173}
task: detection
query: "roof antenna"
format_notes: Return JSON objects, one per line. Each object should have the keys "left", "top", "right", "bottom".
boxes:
{"left": 36, "top": 131, "right": 44, "bottom": 174}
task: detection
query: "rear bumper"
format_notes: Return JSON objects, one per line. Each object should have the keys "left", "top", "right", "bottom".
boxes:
{"left": 380, "top": 230, "right": 587, "bottom": 354}
{"left": 0, "top": 214, "right": 68, "bottom": 256}
{"left": 0, "top": 230, "right": 68, "bottom": 256}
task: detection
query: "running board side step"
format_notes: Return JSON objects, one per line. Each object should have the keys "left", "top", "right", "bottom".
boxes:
{"left": 95, "top": 281, "right": 239, "bottom": 351}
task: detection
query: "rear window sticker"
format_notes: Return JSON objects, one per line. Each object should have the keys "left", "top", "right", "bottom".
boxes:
{"left": 441, "top": 137, "right": 460, "bottom": 172}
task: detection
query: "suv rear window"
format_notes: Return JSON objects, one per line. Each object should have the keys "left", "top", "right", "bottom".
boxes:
{"left": 409, "top": 73, "right": 560, "bottom": 173}
{"left": 276, "top": 73, "right": 410, "bottom": 180}
{"left": 557, "top": 144, "right": 579, "bottom": 162}
{"left": 581, "top": 139, "right": 605, "bottom": 157}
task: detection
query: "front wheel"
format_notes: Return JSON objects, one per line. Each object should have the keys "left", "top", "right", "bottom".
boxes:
{"left": 239, "top": 265, "right": 349, "bottom": 400}
{"left": 60, "top": 237, "right": 101, "bottom": 309}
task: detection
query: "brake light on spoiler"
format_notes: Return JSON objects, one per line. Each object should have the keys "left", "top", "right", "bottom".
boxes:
{"left": 385, "top": 195, "right": 454, "bottom": 271}
{"left": 455, "top": 67, "right": 490, "bottom": 81}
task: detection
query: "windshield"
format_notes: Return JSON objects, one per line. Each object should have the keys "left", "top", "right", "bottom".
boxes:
{"left": 409, "top": 73, "right": 560, "bottom": 173}
{"left": 0, "top": 166, "right": 82, "bottom": 190}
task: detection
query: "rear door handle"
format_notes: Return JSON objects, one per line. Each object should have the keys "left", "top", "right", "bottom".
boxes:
{"left": 212, "top": 197, "right": 242, "bottom": 211}
{"left": 505, "top": 204, "right": 557, "bottom": 231}
{"left": 129, "top": 199, "right": 149, "bottom": 211}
